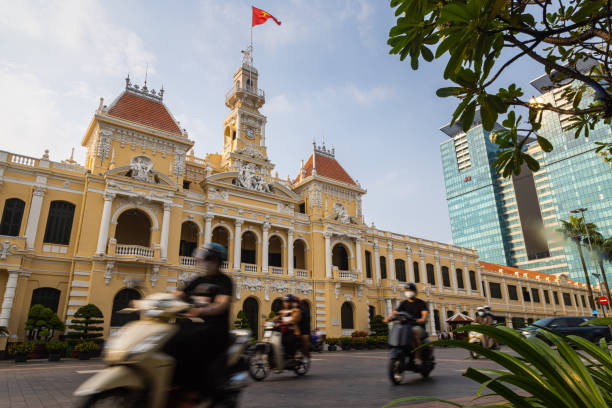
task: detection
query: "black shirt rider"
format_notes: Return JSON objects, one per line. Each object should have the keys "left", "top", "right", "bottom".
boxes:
{"left": 397, "top": 298, "right": 428, "bottom": 327}
{"left": 181, "top": 272, "right": 233, "bottom": 338}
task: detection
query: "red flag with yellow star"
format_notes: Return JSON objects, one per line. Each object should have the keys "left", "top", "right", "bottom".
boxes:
{"left": 252, "top": 6, "right": 281, "bottom": 26}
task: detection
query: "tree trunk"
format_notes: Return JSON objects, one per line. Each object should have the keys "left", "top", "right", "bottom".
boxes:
{"left": 576, "top": 241, "right": 596, "bottom": 310}
{"left": 598, "top": 260, "right": 611, "bottom": 303}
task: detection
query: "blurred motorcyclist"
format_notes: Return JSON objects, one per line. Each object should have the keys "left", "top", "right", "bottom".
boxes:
{"left": 298, "top": 298, "right": 311, "bottom": 359}
{"left": 475, "top": 306, "right": 492, "bottom": 349}
{"left": 384, "top": 283, "right": 429, "bottom": 361}
{"left": 275, "top": 294, "right": 302, "bottom": 361}
{"left": 483, "top": 305, "right": 499, "bottom": 349}
{"left": 163, "top": 243, "right": 233, "bottom": 396}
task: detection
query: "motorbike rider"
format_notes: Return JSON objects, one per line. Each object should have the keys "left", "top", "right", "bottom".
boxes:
{"left": 475, "top": 306, "right": 492, "bottom": 349}
{"left": 384, "top": 283, "right": 429, "bottom": 361}
{"left": 483, "top": 305, "right": 499, "bottom": 349}
{"left": 274, "top": 294, "right": 302, "bottom": 362}
{"left": 163, "top": 243, "right": 233, "bottom": 396}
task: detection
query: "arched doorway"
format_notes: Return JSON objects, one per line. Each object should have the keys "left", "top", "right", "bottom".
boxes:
{"left": 30, "top": 287, "right": 61, "bottom": 313}
{"left": 115, "top": 209, "right": 151, "bottom": 246}
{"left": 293, "top": 239, "right": 307, "bottom": 269}
{"left": 243, "top": 297, "right": 259, "bottom": 338}
{"left": 332, "top": 244, "right": 349, "bottom": 271}
{"left": 341, "top": 302, "right": 354, "bottom": 330}
{"left": 179, "top": 221, "right": 199, "bottom": 257}
{"left": 268, "top": 235, "right": 282, "bottom": 267}
{"left": 271, "top": 298, "right": 284, "bottom": 316}
{"left": 241, "top": 231, "right": 257, "bottom": 265}
{"left": 300, "top": 299, "right": 311, "bottom": 333}
{"left": 110, "top": 289, "right": 141, "bottom": 327}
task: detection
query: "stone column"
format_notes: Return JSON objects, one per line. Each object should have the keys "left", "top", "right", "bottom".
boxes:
{"left": 441, "top": 304, "right": 447, "bottom": 332}
{"left": 386, "top": 299, "right": 393, "bottom": 316}
{"left": 483, "top": 275, "right": 491, "bottom": 304}
{"left": 526, "top": 282, "right": 535, "bottom": 312}
{"left": 160, "top": 202, "right": 171, "bottom": 260}
{"left": 233, "top": 220, "right": 243, "bottom": 271}
{"left": 388, "top": 242, "right": 395, "bottom": 281}
{"left": 95, "top": 192, "right": 115, "bottom": 255}
{"left": 261, "top": 222, "right": 270, "bottom": 273}
{"left": 503, "top": 278, "right": 510, "bottom": 307}
{"left": 287, "top": 229, "right": 294, "bottom": 276}
{"left": 324, "top": 232, "right": 332, "bottom": 279}
{"left": 464, "top": 258, "right": 471, "bottom": 295}
{"left": 450, "top": 255, "right": 458, "bottom": 293}
{"left": 539, "top": 284, "right": 546, "bottom": 312}
{"left": 429, "top": 302, "right": 437, "bottom": 336}
{"left": 419, "top": 249, "right": 426, "bottom": 285}
{"left": 0, "top": 270, "right": 19, "bottom": 327}
{"left": 355, "top": 238, "right": 363, "bottom": 278}
{"left": 24, "top": 186, "right": 46, "bottom": 249}
{"left": 204, "top": 215, "right": 213, "bottom": 245}
{"left": 435, "top": 251, "right": 443, "bottom": 291}
{"left": 374, "top": 240, "right": 381, "bottom": 284}
{"left": 476, "top": 265, "right": 484, "bottom": 296}
{"left": 560, "top": 283, "right": 567, "bottom": 313}
{"left": 550, "top": 283, "right": 557, "bottom": 314}
{"left": 407, "top": 246, "right": 414, "bottom": 282}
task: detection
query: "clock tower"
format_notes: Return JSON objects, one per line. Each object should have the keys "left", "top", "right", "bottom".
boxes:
{"left": 221, "top": 47, "right": 273, "bottom": 178}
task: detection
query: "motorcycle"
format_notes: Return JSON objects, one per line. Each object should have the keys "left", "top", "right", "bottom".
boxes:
{"left": 74, "top": 293, "right": 251, "bottom": 408}
{"left": 468, "top": 327, "right": 496, "bottom": 359}
{"left": 248, "top": 321, "right": 310, "bottom": 381}
{"left": 387, "top": 312, "right": 435, "bottom": 384}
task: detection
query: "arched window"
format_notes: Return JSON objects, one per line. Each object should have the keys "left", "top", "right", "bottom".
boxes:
{"left": 469, "top": 270, "right": 477, "bottom": 291}
{"left": 30, "top": 287, "right": 61, "bottom": 312}
{"left": 332, "top": 244, "right": 349, "bottom": 271}
{"left": 243, "top": 297, "right": 259, "bottom": 338}
{"left": 395, "top": 259, "right": 406, "bottom": 282}
{"left": 179, "top": 221, "right": 199, "bottom": 257}
{"left": 293, "top": 239, "right": 307, "bottom": 269}
{"left": 379, "top": 256, "right": 387, "bottom": 279}
{"left": 456, "top": 268, "right": 464, "bottom": 289}
{"left": 341, "top": 302, "right": 354, "bottom": 329}
{"left": 413, "top": 261, "right": 420, "bottom": 283}
{"left": 365, "top": 250, "right": 372, "bottom": 279}
{"left": 0, "top": 198, "right": 25, "bottom": 236}
{"left": 271, "top": 298, "right": 284, "bottom": 315}
{"left": 43, "top": 201, "right": 75, "bottom": 245}
{"left": 211, "top": 226, "right": 230, "bottom": 249}
{"left": 241, "top": 231, "right": 257, "bottom": 264}
{"left": 446, "top": 310, "right": 454, "bottom": 319}
{"left": 115, "top": 209, "right": 151, "bottom": 247}
{"left": 111, "top": 289, "right": 141, "bottom": 327}
{"left": 268, "top": 236, "right": 282, "bottom": 267}
{"left": 426, "top": 263, "right": 435, "bottom": 285}
{"left": 441, "top": 266, "right": 451, "bottom": 287}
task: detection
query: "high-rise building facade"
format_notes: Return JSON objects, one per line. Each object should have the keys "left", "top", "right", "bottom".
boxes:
{"left": 441, "top": 74, "right": 612, "bottom": 285}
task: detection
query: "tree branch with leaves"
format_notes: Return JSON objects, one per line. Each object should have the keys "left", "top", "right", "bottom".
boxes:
{"left": 388, "top": 0, "right": 612, "bottom": 176}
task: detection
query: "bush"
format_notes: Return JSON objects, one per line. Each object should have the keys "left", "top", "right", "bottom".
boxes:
{"left": 384, "top": 318, "right": 612, "bottom": 408}
{"left": 340, "top": 337, "right": 352, "bottom": 350}
{"left": 8, "top": 342, "right": 35, "bottom": 356}
{"left": 370, "top": 315, "right": 388, "bottom": 336}
{"left": 67, "top": 304, "right": 104, "bottom": 344}
{"left": 366, "top": 336, "right": 376, "bottom": 347}
{"left": 233, "top": 310, "right": 250, "bottom": 330}
{"left": 45, "top": 340, "right": 66, "bottom": 353}
{"left": 74, "top": 341, "right": 99, "bottom": 353}
{"left": 376, "top": 335, "right": 388, "bottom": 348}
{"left": 325, "top": 337, "right": 338, "bottom": 346}
{"left": 25, "top": 304, "right": 65, "bottom": 341}
{"left": 352, "top": 337, "right": 366, "bottom": 349}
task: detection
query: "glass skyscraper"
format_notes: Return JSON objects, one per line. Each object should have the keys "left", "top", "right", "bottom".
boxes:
{"left": 440, "top": 74, "right": 612, "bottom": 285}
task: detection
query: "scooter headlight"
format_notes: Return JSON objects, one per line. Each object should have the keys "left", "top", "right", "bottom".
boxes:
{"left": 128, "top": 333, "right": 167, "bottom": 356}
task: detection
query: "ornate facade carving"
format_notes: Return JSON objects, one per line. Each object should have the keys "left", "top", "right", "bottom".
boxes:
{"left": 0, "top": 241, "right": 16, "bottom": 260}
{"left": 208, "top": 187, "right": 229, "bottom": 201}
{"left": 237, "top": 146, "right": 264, "bottom": 159}
{"left": 332, "top": 202, "right": 350, "bottom": 223}
{"left": 236, "top": 161, "right": 270, "bottom": 193}
{"left": 97, "top": 129, "right": 112, "bottom": 160}
{"left": 129, "top": 155, "right": 154, "bottom": 182}
{"left": 295, "top": 282, "right": 313, "bottom": 295}
{"left": 150, "top": 265, "right": 159, "bottom": 287}
{"left": 174, "top": 150, "right": 185, "bottom": 176}
{"left": 104, "top": 261, "right": 115, "bottom": 285}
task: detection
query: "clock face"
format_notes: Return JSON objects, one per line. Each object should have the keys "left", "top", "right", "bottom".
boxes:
{"left": 246, "top": 127, "right": 255, "bottom": 139}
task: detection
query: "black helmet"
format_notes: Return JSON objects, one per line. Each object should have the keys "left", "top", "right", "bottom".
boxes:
{"left": 404, "top": 283, "right": 417, "bottom": 292}
{"left": 284, "top": 294, "right": 297, "bottom": 302}
{"left": 192, "top": 243, "right": 228, "bottom": 262}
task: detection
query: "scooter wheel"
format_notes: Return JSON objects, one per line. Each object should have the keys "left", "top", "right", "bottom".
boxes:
{"left": 389, "top": 358, "right": 403, "bottom": 385}
{"left": 470, "top": 351, "right": 479, "bottom": 359}
{"left": 79, "top": 389, "right": 145, "bottom": 408}
{"left": 294, "top": 357, "right": 310, "bottom": 376}
{"left": 248, "top": 353, "right": 270, "bottom": 381}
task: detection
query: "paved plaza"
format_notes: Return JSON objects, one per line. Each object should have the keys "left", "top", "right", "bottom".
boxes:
{"left": 0, "top": 347, "right": 505, "bottom": 408}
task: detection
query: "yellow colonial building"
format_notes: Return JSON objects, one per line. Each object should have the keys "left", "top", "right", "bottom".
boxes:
{"left": 0, "top": 53, "right": 594, "bottom": 347}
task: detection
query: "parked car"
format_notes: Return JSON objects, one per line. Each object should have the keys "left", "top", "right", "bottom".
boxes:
{"left": 521, "top": 316, "right": 611, "bottom": 343}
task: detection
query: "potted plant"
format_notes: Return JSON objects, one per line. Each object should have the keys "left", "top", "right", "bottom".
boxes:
{"left": 74, "top": 341, "right": 99, "bottom": 360}
{"left": 340, "top": 337, "right": 352, "bottom": 351}
{"left": 67, "top": 304, "right": 104, "bottom": 346}
{"left": 352, "top": 337, "right": 366, "bottom": 350}
{"left": 46, "top": 340, "right": 66, "bottom": 361}
{"left": 8, "top": 342, "right": 35, "bottom": 363}
{"left": 366, "top": 336, "right": 376, "bottom": 349}
{"left": 376, "top": 335, "right": 388, "bottom": 349}
{"left": 326, "top": 338, "right": 338, "bottom": 351}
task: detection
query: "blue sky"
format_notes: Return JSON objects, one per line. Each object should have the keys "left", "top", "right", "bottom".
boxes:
{"left": 0, "top": 0, "right": 543, "bottom": 244}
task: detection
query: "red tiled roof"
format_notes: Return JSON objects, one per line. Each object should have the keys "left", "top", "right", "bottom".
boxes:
{"left": 479, "top": 261, "right": 588, "bottom": 287}
{"left": 107, "top": 92, "right": 182, "bottom": 135}
{"left": 296, "top": 152, "right": 356, "bottom": 185}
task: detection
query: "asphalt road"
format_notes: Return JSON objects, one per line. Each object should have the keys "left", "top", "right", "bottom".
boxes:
{"left": 0, "top": 347, "right": 504, "bottom": 408}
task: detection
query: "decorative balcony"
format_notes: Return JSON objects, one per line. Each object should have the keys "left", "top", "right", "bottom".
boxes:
{"left": 270, "top": 266, "right": 283, "bottom": 275}
{"left": 115, "top": 244, "right": 154, "bottom": 258}
{"left": 220, "top": 261, "right": 229, "bottom": 272}
{"left": 295, "top": 269, "right": 311, "bottom": 278}
{"left": 180, "top": 256, "right": 197, "bottom": 267}
{"left": 242, "top": 263, "right": 258, "bottom": 273}
{"left": 225, "top": 85, "right": 265, "bottom": 104}
{"left": 334, "top": 269, "right": 358, "bottom": 281}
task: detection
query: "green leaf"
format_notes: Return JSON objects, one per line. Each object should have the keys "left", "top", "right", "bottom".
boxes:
{"left": 461, "top": 101, "right": 477, "bottom": 131}
{"left": 537, "top": 136, "right": 553, "bottom": 152}
{"left": 479, "top": 97, "right": 497, "bottom": 131}
{"left": 439, "top": 3, "right": 469, "bottom": 23}
{"left": 421, "top": 45, "right": 434, "bottom": 62}
{"left": 436, "top": 87, "right": 465, "bottom": 97}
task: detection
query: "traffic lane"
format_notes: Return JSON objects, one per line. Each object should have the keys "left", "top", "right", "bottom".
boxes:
{"left": 241, "top": 348, "right": 501, "bottom": 408}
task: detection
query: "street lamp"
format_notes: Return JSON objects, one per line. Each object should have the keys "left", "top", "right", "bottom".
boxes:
{"left": 570, "top": 207, "right": 597, "bottom": 311}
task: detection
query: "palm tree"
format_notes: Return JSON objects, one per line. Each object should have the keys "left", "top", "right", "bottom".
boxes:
{"left": 590, "top": 233, "right": 612, "bottom": 302}
{"left": 558, "top": 216, "right": 598, "bottom": 310}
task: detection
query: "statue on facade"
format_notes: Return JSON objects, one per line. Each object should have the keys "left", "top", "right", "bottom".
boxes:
{"left": 236, "top": 161, "right": 270, "bottom": 193}
{"left": 129, "top": 156, "right": 154, "bottom": 182}
{"left": 333, "top": 202, "right": 351, "bottom": 224}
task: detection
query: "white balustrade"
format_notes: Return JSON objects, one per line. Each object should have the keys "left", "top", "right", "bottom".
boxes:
{"left": 220, "top": 261, "right": 229, "bottom": 271}
{"left": 180, "top": 256, "right": 196, "bottom": 267}
{"left": 116, "top": 244, "right": 154, "bottom": 258}
{"left": 338, "top": 270, "right": 357, "bottom": 280}
{"left": 270, "top": 267, "right": 283, "bottom": 275}
{"left": 10, "top": 153, "right": 37, "bottom": 166}
{"left": 243, "top": 263, "right": 258, "bottom": 273}
{"left": 295, "top": 269, "right": 310, "bottom": 278}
